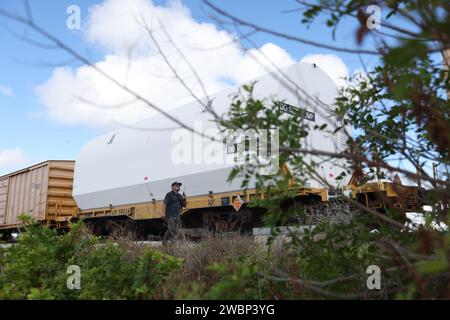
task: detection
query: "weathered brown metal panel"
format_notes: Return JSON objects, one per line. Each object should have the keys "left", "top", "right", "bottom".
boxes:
{"left": 5, "top": 163, "right": 49, "bottom": 224}
{"left": 0, "top": 178, "right": 8, "bottom": 225}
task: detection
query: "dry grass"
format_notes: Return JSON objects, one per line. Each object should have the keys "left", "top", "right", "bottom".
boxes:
{"left": 162, "top": 233, "right": 257, "bottom": 278}
{"left": 158, "top": 232, "right": 262, "bottom": 298}
{"left": 84, "top": 223, "right": 292, "bottom": 299}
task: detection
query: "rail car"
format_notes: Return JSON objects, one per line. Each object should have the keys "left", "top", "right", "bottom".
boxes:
{"left": 0, "top": 63, "right": 425, "bottom": 240}
{"left": 0, "top": 161, "right": 77, "bottom": 239}
{"left": 0, "top": 159, "right": 424, "bottom": 240}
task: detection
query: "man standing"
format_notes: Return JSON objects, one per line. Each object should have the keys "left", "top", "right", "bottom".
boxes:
{"left": 162, "top": 182, "right": 187, "bottom": 244}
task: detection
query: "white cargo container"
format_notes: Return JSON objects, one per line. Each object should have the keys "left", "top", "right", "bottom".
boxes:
{"left": 73, "top": 62, "right": 349, "bottom": 211}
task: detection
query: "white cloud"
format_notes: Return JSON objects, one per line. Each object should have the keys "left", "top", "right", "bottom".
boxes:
{"left": 0, "top": 85, "right": 13, "bottom": 97}
{"left": 301, "top": 54, "right": 349, "bottom": 89}
{"left": 0, "top": 148, "right": 26, "bottom": 170}
{"left": 37, "top": 0, "right": 348, "bottom": 129}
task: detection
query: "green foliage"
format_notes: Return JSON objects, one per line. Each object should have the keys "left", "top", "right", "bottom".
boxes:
{"left": 173, "top": 249, "right": 272, "bottom": 300}
{"left": 213, "top": 0, "right": 450, "bottom": 299}
{"left": 0, "top": 218, "right": 181, "bottom": 299}
{"left": 177, "top": 218, "right": 449, "bottom": 299}
{"left": 203, "top": 258, "right": 262, "bottom": 300}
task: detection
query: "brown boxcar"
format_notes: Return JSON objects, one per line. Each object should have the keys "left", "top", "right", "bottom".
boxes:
{"left": 0, "top": 160, "right": 77, "bottom": 232}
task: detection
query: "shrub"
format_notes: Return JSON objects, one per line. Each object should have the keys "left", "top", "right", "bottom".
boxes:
{"left": 0, "top": 217, "right": 181, "bottom": 299}
{"left": 160, "top": 233, "right": 261, "bottom": 298}
{"left": 173, "top": 216, "right": 450, "bottom": 300}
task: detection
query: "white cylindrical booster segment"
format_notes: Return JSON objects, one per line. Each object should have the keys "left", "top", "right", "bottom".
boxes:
{"left": 73, "top": 62, "right": 350, "bottom": 210}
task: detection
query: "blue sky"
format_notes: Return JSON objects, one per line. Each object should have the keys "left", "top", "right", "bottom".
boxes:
{"left": 0, "top": 0, "right": 381, "bottom": 175}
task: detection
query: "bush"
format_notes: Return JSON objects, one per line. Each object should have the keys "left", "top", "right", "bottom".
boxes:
{"left": 160, "top": 233, "right": 261, "bottom": 299}
{"left": 172, "top": 216, "right": 450, "bottom": 300}
{"left": 0, "top": 217, "right": 181, "bottom": 299}
{"left": 2, "top": 216, "right": 447, "bottom": 300}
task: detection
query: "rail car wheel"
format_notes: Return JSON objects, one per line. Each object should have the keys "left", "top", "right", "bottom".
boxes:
{"left": 202, "top": 209, "right": 252, "bottom": 234}
{"left": 302, "top": 200, "right": 330, "bottom": 224}
{"left": 0, "top": 229, "right": 17, "bottom": 242}
{"left": 83, "top": 217, "right": 139, "bottom": 238}
{"left": 105, "top": 220, "right": 138, "bottom": 239}
{"left": 285, "top": 198, "right": 353, "bottom": 225}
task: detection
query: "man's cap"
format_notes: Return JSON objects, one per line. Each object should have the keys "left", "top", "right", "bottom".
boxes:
{"left": 171, "top": 181, "right": 182, "bottom": 187}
